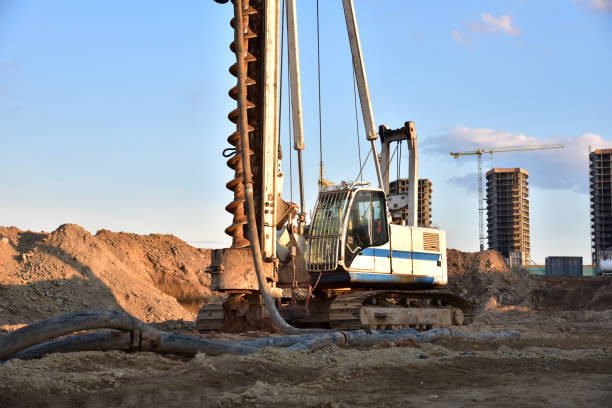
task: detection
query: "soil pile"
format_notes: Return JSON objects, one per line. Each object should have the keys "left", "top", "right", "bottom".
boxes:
{"left": 447, "top": 249, "right": 612, "bottom": 312}
{"left": 531, "top": 276, "right": 612, "bottom": 311}
{"left": 0, "top": 224, "right": 211, "bottom": 328}
{"left": 2, "top": 223, "right": 610, "bottom": 329}
{"left": 446, "top": 249, "right": 536, "bottom": 311}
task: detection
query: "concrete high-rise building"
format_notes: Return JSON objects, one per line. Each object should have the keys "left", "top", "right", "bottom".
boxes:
{"left": 389, "top": 178, "right": 432, "bottom": 227}
{"left": 486, "top": 168, "right": 530, "bottom": 265}
{"left": 589, "top": 148, "right": 612, "bottom": 266}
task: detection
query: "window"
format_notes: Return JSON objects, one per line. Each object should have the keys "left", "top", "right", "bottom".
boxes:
{"left": 307, "top": 191, "right": 349, "bottom": 271}
{"left": 344, "top": 190, "right": 389, "bottom": 267}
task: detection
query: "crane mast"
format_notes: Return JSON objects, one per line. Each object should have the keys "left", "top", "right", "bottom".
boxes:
{"left": 450, "top": 144, "right": 564, "bottom": 251}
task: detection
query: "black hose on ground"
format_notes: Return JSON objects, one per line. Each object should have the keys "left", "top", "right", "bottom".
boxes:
{"left": 0, "top": 310, "right": 521, "bottom": 361}
{"left": 0, "top": 310, "right": 161, "bottom": 361}
{"left": 6, "top": 330, "right": 261, "bottom": 361}
{"left": 9, "top": 332, "right": 130, "bottom": 361}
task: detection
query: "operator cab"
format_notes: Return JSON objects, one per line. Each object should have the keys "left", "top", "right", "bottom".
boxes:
{"left": 306, "top": 184, "right": 388, "bottom": 272}
{"left": 306, "top": 183, "right": 446, "bottom": 289}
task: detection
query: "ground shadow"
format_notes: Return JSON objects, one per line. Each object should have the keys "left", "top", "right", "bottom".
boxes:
{"left": 1, "top": 235, "right": 128, "bottom": 327}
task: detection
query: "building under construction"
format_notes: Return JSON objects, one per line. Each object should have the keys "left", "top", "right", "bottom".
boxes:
{"left": 389, "top": 178, "right": 432, "bottom": 227}
{"left": 590, "top": 148, "right": 612, "bottom": 266}
{"left": 486, "top": 168, "right": 530, "bottom": 265}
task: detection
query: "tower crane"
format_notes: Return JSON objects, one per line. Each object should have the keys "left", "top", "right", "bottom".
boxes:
{"left": 450, "top": 144, "right": 564, "bottom": 252}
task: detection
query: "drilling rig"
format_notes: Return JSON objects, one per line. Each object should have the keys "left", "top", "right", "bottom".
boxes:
{"left": 197, "top": 0, "right": 471, "bottom": 332}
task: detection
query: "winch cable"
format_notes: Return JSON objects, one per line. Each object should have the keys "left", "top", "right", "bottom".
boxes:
{"left": 279, "top": 0, "right": 294, "bottom": 204}
{"left": 351, "top": 147, "right": 372, "bottom": 187}
{"left": 234, "top": 0, "right": 327, "bottom": 335}
{"left": 316, "top": 0, "right": 324, "bottom": 187}
{"left": 352, "top": 66, "right": 363, "bottom": 181}
{"left": 278, "top": 0, "right": 292, "bottom": 203}
{"left": 397, "top": 140, "right": 402, "bottom": 182}
{"left": 287, "top": 58, "right": 294, "bottom": 203}
{"left": 380, "top": 142, "right": 399, "bottom": 188}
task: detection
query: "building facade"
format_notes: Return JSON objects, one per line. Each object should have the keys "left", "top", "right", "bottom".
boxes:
{"left": 388, "top": 178, "right": 433, "bottom": 227}
{"left": 486, "top": 168, "right": 530, "bottom": 264}
{"left": 589, "top": 148, "right": 612, "bottom": 266}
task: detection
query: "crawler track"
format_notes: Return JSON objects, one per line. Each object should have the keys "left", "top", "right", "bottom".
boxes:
{"left": 196, "top": 300, "right": 225, "bottom": 332}
{"left": 329, "top": 290, "right": 473, "bottom": 330}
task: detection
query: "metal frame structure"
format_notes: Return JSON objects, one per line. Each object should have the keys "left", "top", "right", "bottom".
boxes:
{"left": 379, "top": 121, "right": 419, "bottom": 227}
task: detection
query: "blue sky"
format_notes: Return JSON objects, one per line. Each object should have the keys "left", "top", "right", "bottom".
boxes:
{"left": 1, "top": 0, "right": 611, "bottom": 263}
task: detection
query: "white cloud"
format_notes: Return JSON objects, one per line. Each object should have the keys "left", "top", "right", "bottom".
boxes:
{"left": 467, "top": 13, "right": 521, "bottom": 36}
{"left": 451, "top": 29, "right": 466, "bottom": 42}
{"left": 424, "top": 127, "right": 612, "bottom": 192}
{"left": 573, "top": 0, "right": 612, "bottom": 13}
{"left": 451, "top": 29, "right": 474, "bottom": 48}
{"left": 592, "top": 0, "right": 612, "bottom": 12}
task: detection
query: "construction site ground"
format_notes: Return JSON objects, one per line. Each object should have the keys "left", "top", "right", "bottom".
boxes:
{"left": 1, "top": 225, "right": 611, "bottom": 407}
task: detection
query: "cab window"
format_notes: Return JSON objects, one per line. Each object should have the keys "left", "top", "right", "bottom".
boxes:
{"left": 344, "top": 190, "right": 389, "bottom": 267}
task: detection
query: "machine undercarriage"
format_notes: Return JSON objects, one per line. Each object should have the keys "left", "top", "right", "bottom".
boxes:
{"left": 197, "top": 289, "right": 472, "bottom": 332}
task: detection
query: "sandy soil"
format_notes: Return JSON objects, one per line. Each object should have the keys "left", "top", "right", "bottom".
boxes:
{"left": 0, "top": 224, "right": 211, "bottom": 328}
{"left": 1, "top": 309, "right": 611, "bottom": 407}
{"left": 1, "top": 226, "right": 611, "bottom": 407}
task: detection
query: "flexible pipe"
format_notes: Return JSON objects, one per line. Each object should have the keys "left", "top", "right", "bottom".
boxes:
{"left": 0, "top": 310, "right": 160, "bottom": 361}
{"left": 0, "top": 310, "right": 520, "bottom": 361}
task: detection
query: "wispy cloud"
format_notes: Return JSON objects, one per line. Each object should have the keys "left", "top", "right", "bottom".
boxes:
{"left": 573, "top": 0, "right": 612, "bottom": 13}
{"left": 593, "top": 0, "right": 612, "bottom": 12}
{"left": 452, "top": 12, "right": 520, "bottom": 46}
{"left": 451, "top": 29, "right": 466, "bottom": 42}
{"left": 469, "top": 13, "right": 521, "bottom": 36}
{"left": 424, "top": 127, "right": 612, "bottom": 192}
{"left": 450, "top": 29, "right": 474, "bottom": 48}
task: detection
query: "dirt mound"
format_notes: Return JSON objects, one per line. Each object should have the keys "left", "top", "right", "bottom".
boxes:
{"left": 2, "top": 225, "right": 609, "bottom": 329}
{"left": 0, "top": 224, "right": 212, "bottom": 327}
{"left": 95, "top": 229, "right": 211, "bottom": 313}
{"left": 447, "top": 249, "right": 612, "bottom": 312}
{"left": 531, "top": 276, "right": 612, "bottom": 311}
{"left": 446, "top": 249, "right": 536, "bottom": 311}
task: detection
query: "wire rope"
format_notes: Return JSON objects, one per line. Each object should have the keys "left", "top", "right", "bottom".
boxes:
{"left": 278, "top": 0, "right": 285, "bottom": 151}
{"left": 352, "top": 148, "right": 372, "bottom": 186}
{"left": 288, "top": 65, "right": 293, "bottom": 203}
{"left": 383, "top": 142, "right": 399, "bottom": 182}
{"left": 281, "top": 0, "right": 293, "bottom": 203}
{"left": 397, "top": 140, "right": 402, "bottom": 182}
{"left": 316, "top": 0, "right": 323, "bottom": 185}
{"left": 352, "top": 67, "right": 363, "bottom": 181}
